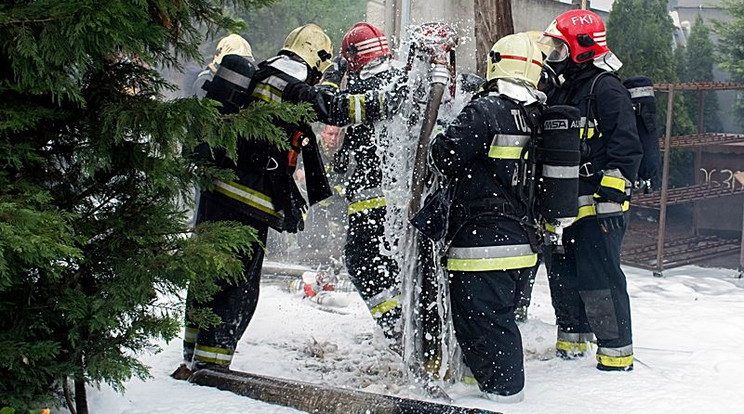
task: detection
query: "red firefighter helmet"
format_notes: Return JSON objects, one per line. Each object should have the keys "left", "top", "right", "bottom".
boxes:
{"left": 541, "top": 9, "right": 610, "bottom": 64}
{"left": 341, "top": 22, "right": 390, "bottom": 72}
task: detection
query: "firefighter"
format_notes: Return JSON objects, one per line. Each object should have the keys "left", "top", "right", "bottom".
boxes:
{"left": 181, "top": 23, "right": 407, "bottom": 373}
{"left": 539, "top": 10, "right": 642, "bottom": 371}
{"left": 192, "top": 34, "right": 254, "bottom": 98}
{"left": 430, "top": 33, "right": 546, "bottom": 402}
{"left": 330, "top": 22, "right": 406, "bottom": 346}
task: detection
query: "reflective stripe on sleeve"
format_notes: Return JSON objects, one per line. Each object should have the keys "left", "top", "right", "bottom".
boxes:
{"left": 214, "top": 180, "right": 283, "bottom": 218}
{"left": 193, "top": 344, "right": 234, "bottom": 366}
{"left": 579, "top": 117, "right": 597, "bottom": 139}
{"left": 488, "top": 134, "right": 530, "bottom": 160}
{"left": 252, "top": 75, "right": 287, "bottom": 103}
{"left": 447, "top": 244, "right": 537, "bottom": 271}
{"left": 348, "top": 94, "right": 366, "bottom": 124}
{"left": 320, "top": 80, "right": 339, "bottom": 90}
{"left": 628, "top": 86, "right": 654, "bottom": 99}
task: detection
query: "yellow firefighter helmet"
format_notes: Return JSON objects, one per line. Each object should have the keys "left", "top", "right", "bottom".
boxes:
{"left": 214, "top": 34, "right": 253, "bottom": 65}
{"left": 486, "top": 32, "right": 545, "bottom": 88}
{"left": 282, "top": 24, "right": 333, "bottom": 73}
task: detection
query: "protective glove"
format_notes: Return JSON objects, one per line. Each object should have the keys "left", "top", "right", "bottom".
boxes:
{"left": 596, "top": 202, "right": 625, "bottom": 233}
{"left": 283, "top": 176, "right": 307, "bottom": 233}
{"left": 594, "top": 169, "right": 629, "bottom": 233}
{"left": 384, "top": 78, "right": 409, "bottom": 118}
{"left": 320, "top": 55, "right": 348, "bottom": 89}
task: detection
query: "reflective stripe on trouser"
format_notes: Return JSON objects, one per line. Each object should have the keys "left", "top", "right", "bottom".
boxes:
{"left": 447, "top": 244, "right": 538, "bottom": 272}
{"left": 547, "top": 216, "right": 633, "bottom": 352}
{"left": 488, "top": 134, "right": 530, "bottom": 160}
{"left": 348, "top": 187, "right": 386, "bottom": 215}
{"left": 597, "top": 344, "right": 634, "bottom": 368}
{"left": 345, "top": 206, "right": 400, "bottom": 338}
{"left": 183, "top": 326, "right": 198, "bottom": 361}
{"left": 556, "top": 330, "right": 595, "bottom": 355}
{"left": 186, "top": 196, "right": 269, "bottom": 368}
{"left": 192, "top": 344, "right": 235, "bottom": 366}
{"left": 367, "top": 287, "right": 401, "bottom": 318}
{"left": 184, "top": 326, "right": 198, "bottom": 344}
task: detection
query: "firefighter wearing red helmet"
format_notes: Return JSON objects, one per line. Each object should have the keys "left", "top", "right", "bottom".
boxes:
{"left": 539, "top": 10, "right": 642, "bottom": 371}
{"left": 326, "top": 22, "right": 407, "bottom": 347}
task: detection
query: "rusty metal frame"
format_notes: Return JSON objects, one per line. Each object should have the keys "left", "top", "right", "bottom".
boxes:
{"left": 622, "top": 82, "right": 744, "bottom": 276}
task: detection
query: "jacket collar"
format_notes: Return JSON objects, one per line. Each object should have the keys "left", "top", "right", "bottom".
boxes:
{"left": 266, "top": 55, "right": 308, "bottom": 82}
{"left": 495, "top": 79, "right": 546, "bottom": 105}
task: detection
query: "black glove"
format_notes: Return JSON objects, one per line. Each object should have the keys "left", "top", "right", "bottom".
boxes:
{"left": 320, "top": 56, "right": 348, "bottom": 89}
{"left": 282, "top": 175, "right": 307, "bottom": 233}
{"left": 594, "top": 170, "right": 630, "bottom": 233}
{"left": 384, "top": 77, "right": 409, "bottom": 118}
{"left": 596, "top": 204, "right": 624, "bottom": 233}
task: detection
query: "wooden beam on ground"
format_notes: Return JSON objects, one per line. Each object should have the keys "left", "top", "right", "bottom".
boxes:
{"left": 190, "top": 369, "right": 502, "bottom": 414}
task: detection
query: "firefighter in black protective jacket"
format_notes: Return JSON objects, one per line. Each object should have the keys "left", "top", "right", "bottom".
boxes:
{"left": 539, "top": 10, "right": 642, "bottom": 371}
{"left": 329, "top": 22, "right": 406, "bottom": 344}
{"left": 430, "top": 33, "right": 546, "bottom": 403}
{"left": 181, "top": 23, "right": 407, "bottom": 372}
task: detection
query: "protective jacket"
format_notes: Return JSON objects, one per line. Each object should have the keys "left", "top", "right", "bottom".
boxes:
{"left": 333, "top": 68, "right": 403, "bottom": 212}
{"left": 431, "top": 80, "right": 541, "bottom": 272}
{"left": 206, "top": 54, "right": 393, "bottom": 232}
{"left": 547, "top": 67, "right": 643, "bottom": 222}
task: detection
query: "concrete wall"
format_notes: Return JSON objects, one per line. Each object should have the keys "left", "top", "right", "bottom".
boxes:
{"left": 511, "top": 0, "right": 607, "bottom": 33}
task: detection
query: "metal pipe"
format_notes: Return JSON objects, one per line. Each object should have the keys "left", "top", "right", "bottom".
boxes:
{"left": 401, "top": 0, "right": 411, "bottom": 36}
{"left": 655, "top": 87, "right": 675, "bottom": 276}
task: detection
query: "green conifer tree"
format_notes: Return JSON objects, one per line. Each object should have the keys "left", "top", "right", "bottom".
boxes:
{"left": 0, "top": 1, "right": 312, "bottom": 412}
{"left": 714, "top": 0, "right": 744, "bottom": 125}
{"left": 683, "top": 15, "right": 721, "bottom": 132}
{"left": 607, "top": 0, "right": 695, "bottom": 136}
{"left": 234, "top": 0, "right": 367, "bottom": 62}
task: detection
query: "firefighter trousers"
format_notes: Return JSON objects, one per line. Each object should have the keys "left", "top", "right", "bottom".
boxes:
{"left": 344, "top": 206, "right": 401, "bottom": 339}
{"left": 183, "top": 194, "right": 268, "bottom": 368}
{"left": 546, "top": 216, "right": 633, "bottom": 353}
{"left": 446, "top": 218, "right": 536, "bottom": 396}
{"left": 449, "top": 266, "right": 534, "bottom": 396}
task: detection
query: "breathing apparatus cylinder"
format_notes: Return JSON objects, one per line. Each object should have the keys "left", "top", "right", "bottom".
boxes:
{"left": 536, "top": 105, "right": 581, "bottom": 230}
{"left": 203, "top": 54, "right": 256, "bottom": 114}
{"left": 623, "top": 76, "right": 660, "bottom": 194}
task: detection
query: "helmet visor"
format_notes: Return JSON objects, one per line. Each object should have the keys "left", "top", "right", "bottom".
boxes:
{"left": 539, "top": 35, "right": 570, "bottom": 63}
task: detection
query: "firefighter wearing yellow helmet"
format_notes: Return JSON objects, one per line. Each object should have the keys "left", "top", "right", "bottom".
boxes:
{"left": 282, "top": 23, "right": 334, "bottom": 76}
{"left": 190, "top": 33, "right": 254, "bottom": 98}
{"left": 178, "top": 23, "right": 408, "bottom": 375}
{"left": 429, "top": 33, "right": 548, "bottom": 402}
